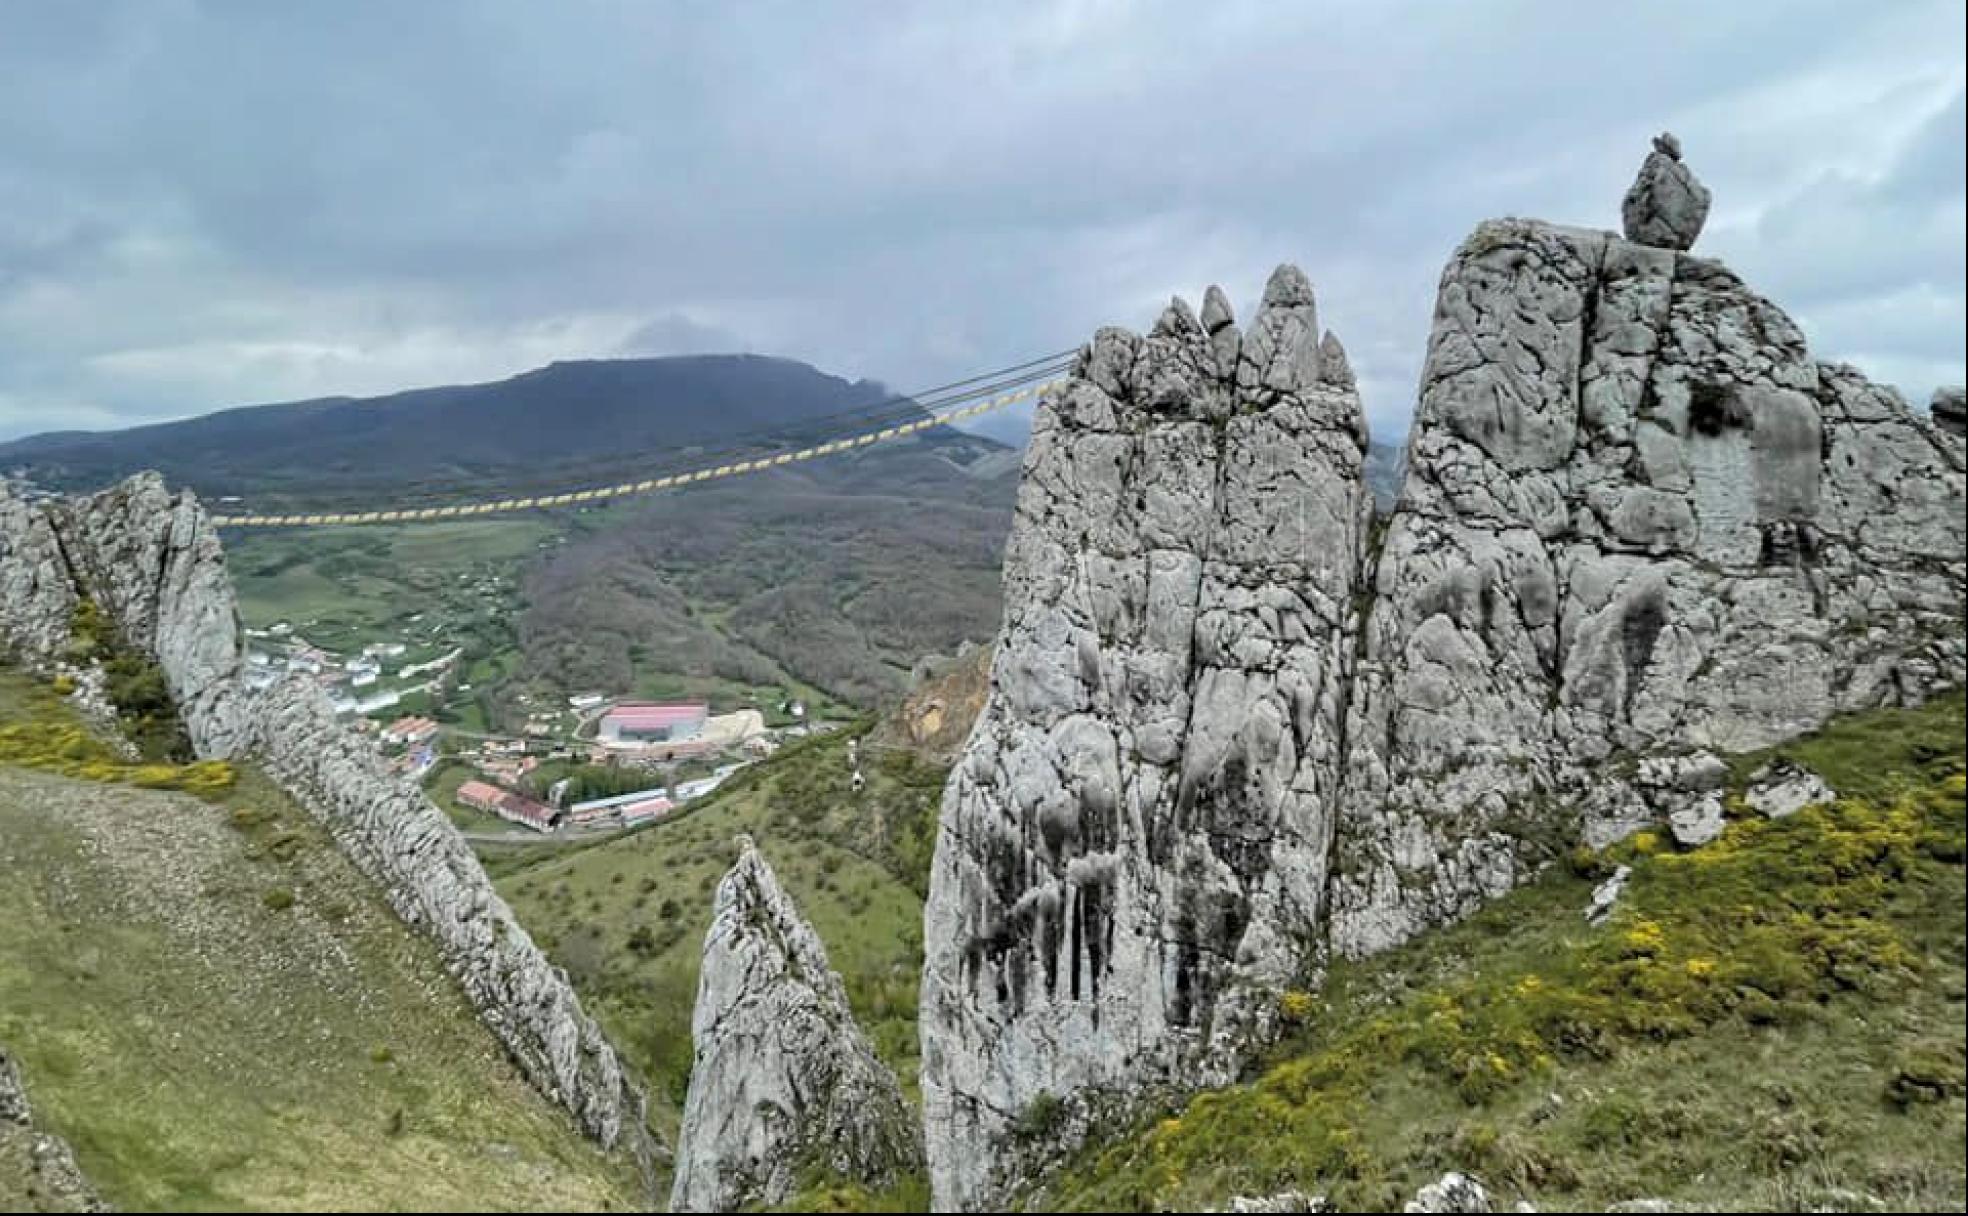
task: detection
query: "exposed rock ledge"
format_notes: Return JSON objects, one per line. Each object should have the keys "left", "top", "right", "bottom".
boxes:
{"left": 1, "top": 1045, "right": 106, "bottom": 1213}
{"left": 671, "top": 838, "right": 921, "bottom": 1212}
{"left": 0, "top": 475, "right": 653, "bottom": 1184}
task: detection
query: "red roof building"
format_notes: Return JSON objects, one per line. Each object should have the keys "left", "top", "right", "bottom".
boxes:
{"left": 456, "top": 779, "right": 561, "bottom": 833}
{"left": 599, "top": 702, "right": 708, "bottom": 745}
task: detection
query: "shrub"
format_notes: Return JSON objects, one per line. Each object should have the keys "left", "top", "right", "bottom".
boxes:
{"left": 1013, "top": 1092, "right": 1067, "bottom": 1142}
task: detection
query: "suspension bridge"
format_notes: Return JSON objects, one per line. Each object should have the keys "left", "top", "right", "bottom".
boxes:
{"left": 210, "top": 351, "right": 1076, "bottom": 529}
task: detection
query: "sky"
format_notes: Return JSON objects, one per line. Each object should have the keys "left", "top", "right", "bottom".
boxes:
{"left": 1, "top": 0, "right": 1962, "bottom": 447}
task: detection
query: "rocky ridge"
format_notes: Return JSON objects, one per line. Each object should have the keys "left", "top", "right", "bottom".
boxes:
{"left": 920, "top": 265, "right": 1374, "bottom": 1206}
{"left": 670, "top": 838, "right": 921, "bottom": 1212}
{"left": 0, "top": 474, "right": 652, "bottom": 1177}
{"left": 921, "top": 137, "right": 1966, "bottom": 1209}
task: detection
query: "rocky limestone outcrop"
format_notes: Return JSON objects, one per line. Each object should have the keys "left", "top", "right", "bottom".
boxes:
{"left": 1744, "top": 759, "right": 1836, "bottom": 819}
{"left": 0, "top": 476, "right": 652, "bottom": 1177}
{"left": 1, "top": 1045, "right": 106, "bottom": 1213}
{"left": 1621, "top": 133, "right": 1710, "bottom": 251}
{"left": 920, "top": 266, "right": 1373, "bottom": 1209}
{"left": 1330, "top": 158, "right": 1966, "bottom": 956}
{"left": 1405, "top": 1171, "right": 1493, "bottom": 1213}
{"left": 1584, "top": 864, "right": 1631, "bottom": 926}
{"left": 922, "top": 139, "right": 1966, "bottom": 1205}
{"left": 0, "top": 475, "right": 250, "bottom": 755}
{"left": 671, "top": 838, "right": 920, "bottom": 1212}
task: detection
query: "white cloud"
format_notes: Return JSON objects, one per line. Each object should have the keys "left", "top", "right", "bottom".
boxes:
{"left": 0, "top": 0, "right": 1961, "bottom": 443}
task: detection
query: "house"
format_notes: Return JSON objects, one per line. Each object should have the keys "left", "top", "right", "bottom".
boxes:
{"left": 456, "top": 780, "right": 562, "bottom": 833}
{"left": 617, "top": 795, "right": 673, "bottom": 825}
{"left": 599, "top": 702, "right": 708, "bottom": 746}
{"left": 381, "top": 716, "right": 439, "bottom": 747}
{"left": 568, "top": 692, "right": 608, "bottom": 711}
{"left": 564, "top": 787, "right": 675, "bottom": 828}
{"left": 568, "top": 785, "right": 671, "bottom": 816}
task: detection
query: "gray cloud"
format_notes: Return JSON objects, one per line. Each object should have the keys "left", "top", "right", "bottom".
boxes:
{"left": 1, "top": 0, "right": 1962, "bottom": 445}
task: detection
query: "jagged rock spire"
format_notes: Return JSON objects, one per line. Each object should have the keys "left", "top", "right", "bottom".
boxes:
{"left": 671, "top": 838, "right": 920, "bottom": 1213}
{"left": 1621, "top": 130, "right": 1711, "bottom": 250}
{"left": 920, "top": 266, "right": 1372, "bottom": 1211}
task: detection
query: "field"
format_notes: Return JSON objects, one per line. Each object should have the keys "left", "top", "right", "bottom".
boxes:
{"left": 227, "top": 507, "right": 855, "bottom": 734}
{"left": 0, "top": 670, "right": 642, "bottom": 1211}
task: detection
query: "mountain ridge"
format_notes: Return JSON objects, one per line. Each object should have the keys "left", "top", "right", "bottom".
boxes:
{"left": 0, "top": 353, "right": 988, "bottom": 504}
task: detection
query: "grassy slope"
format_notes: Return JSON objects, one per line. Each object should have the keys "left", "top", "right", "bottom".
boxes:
{"left": 228, "top": 518, "right": 553, "bottom": 641}
{"left": 1043, "top": 691, "right": 1968, "bottom": 1213}
{"left": 492, "top": 726, "right": 944, "bottom": 1149}
{"left": 0, "top": 672, "right": 640, "bottom": 1212}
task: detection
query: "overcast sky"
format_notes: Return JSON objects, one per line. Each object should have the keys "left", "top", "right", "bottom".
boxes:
{"left": 2, "top": 0, "right": 1962, "bottom": 446}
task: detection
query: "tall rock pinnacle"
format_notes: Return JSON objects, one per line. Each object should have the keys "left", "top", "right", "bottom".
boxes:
{"left": 1331, "top": 154, "right": 1965, "bottom": 955}
{"left": 919, "top": 267, "right": 1373, "bottom": 1210}
{"left": 670, "top": 838, "right": 921, "bottom": 1212}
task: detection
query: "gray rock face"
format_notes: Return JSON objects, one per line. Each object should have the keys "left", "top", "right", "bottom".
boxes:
{"left": 1330, "top": 214, "right": 1966, "bottom": 957}
{"left": 1621, "top": 133, "right": 1711, "bottom": 250}
{"left": 1405, "top": 1171, "right": 1493, "bottom": 1213}
{"left": 0, "top": 474, "right": 251, "bottom": 755}
{"left": 922, "top": 140, "right": 1966, "bottom": 1203}
{"left": 1, "top": 1045, "right": 106, "bottom": 1213}
{"left": 920, "top": 267, "right": 1373, "bottom": 1210}
{"left": 1744, "top": 759, "right": 1836, "bottom": 819}
{"left": 671, "top": 839, "right": 921, "bottom": 1213}
{"left": 1584, "top": 864, "right": 1632, "bottom": 926}
{"left": 1931, "top": 386, "right": 1965, "bottom": 437}
{"left": 0, "top": 476, "right": 652, "bottom": 1177}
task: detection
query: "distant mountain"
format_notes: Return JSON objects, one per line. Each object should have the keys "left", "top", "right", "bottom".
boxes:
{"left": 0, "top": 355, "right": 972, "bottom": 507}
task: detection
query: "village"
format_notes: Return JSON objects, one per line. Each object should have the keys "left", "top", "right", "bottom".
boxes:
{"left": 243, "top": 621, "right": 837, "bottom": 841}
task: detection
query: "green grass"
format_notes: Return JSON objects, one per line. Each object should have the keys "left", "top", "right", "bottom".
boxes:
{"left": 1040, "top": 691, "right": 1967, "bottom": 1212}
{"left": 0, "top": 670, "right": 641, "bottom": 1212}
{"left": 494, "top": 724, "right": 944, "bottom": 1155}
{"left": 228, "top": 519, "right": 552, "bottom": 639}
{"left": 0, "top": 671, "right": 233, "bottom": 796}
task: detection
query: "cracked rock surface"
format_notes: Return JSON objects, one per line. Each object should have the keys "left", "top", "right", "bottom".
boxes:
{"left": 1621, "top": 132, "right": 1711, "bottom": 251}
{"left": 920, "top": 266, "right": 1372, "bottom": 1210}
{"left": 0, "top": 474, "right": 250, "bottom": 756}
{"left": 671, "top": 839, "right": 921, "bottom": 1213}
{"left": 923, "top": 141, "right": 1965, "bottom": 1206}
{"left": 1330, "top": 206, "right": 1965, "bottom": 957}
